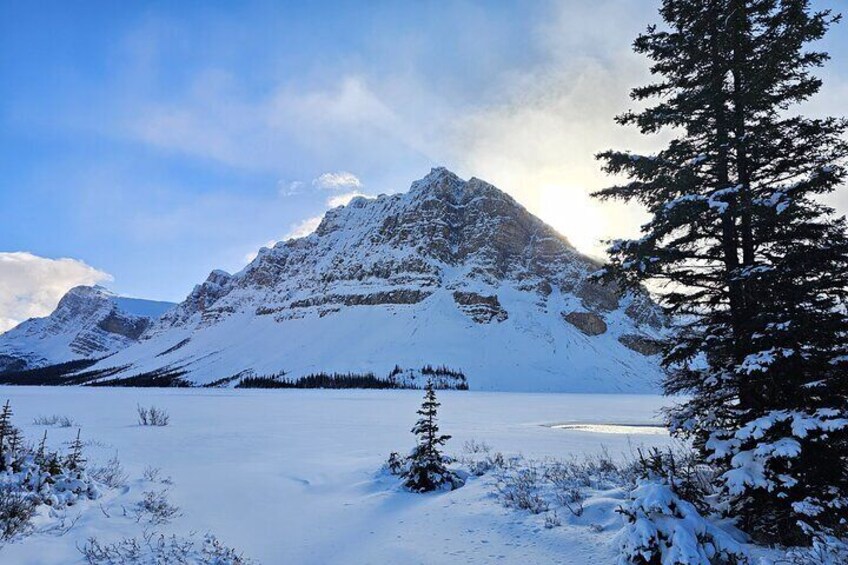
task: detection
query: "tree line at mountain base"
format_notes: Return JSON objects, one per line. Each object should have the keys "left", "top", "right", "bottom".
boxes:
{"left": 235, "top": 365, "right": 469, "bottom": 390}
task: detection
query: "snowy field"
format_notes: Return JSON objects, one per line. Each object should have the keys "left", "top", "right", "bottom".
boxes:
{"left": 0, "top": 387, "right": 676, "bottom": 564}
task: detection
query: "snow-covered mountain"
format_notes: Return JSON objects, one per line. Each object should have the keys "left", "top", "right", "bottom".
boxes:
{"left": 0, "top": 286, "right": 174, "bottom": 372}
{"left": 79, "top": 168, "right": 666, "bottom": 392}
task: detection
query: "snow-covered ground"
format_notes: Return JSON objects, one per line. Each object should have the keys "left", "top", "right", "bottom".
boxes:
{"left": 0, "top": 387, "right": 675, "bottom": 564}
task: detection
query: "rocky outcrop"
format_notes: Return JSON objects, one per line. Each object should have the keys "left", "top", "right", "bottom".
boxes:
{"left": 563, "top": 311, "right": 608, "bottom": 336}
{"left": 575, "top": 280, "right": 620, "bottom": 312}
{"left": 453, "top": 291, "right": 508, "bottom": 323}
{"left": 289, "top": 290, "right": 431, "bottom": 310}
{"left": 97, "top": 312, "right": 151, "bottom": 340}
{"left": 157, "top": 270, "right": 233, "bottom": 329}
{"left": 618, "top": 334, "right": 664, "bottom": 356}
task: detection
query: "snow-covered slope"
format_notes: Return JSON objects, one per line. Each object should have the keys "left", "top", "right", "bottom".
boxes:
{"left": 0, "top": 286, "right": 174, "bottom": 372}
{"left": 86, "top": 168, "right": 666, "bottom": 392}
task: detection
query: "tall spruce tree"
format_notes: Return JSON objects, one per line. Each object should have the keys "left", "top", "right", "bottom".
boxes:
{"left": 595, "top": 0, "right": 848, "bottom": 544}
{"left": 403, "top": 382, "right": 458, "bottom": 493}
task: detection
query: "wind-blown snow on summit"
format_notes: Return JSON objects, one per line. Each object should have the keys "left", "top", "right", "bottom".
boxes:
{"left": 0, "top": 286, "right": 175, "bottom": 372}
{"left": 84, "top": 168, "right": 665, "bottom": 392}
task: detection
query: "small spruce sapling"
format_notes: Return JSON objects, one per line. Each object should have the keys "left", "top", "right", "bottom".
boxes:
{"left": 66, "top": 429, "right": 86, "bottom": 472}
{"left": 402, "top": 382, "right": 462, "bottom": 493}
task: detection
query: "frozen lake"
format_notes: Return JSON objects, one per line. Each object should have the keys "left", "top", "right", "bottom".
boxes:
{"left": 0, "top": 387, "right": 676, "bottom": 564}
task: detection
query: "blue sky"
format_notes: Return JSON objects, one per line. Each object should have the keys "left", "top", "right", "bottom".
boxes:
{"left": 1, "top": 0, "right": 847, "bottom": 327}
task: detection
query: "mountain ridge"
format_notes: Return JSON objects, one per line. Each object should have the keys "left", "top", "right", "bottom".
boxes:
{"left": 85, "top": 168, "right": 665, "bottom": 391}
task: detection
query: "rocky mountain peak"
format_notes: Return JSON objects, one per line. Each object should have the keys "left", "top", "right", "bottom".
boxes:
{"left": 153, "top": 168, "right": 661, "bottom": 330}
{"left": 0, "top": 286, "right": 175, "bottom": 373}
{"left": 58, "top": 284, "right": 113, "bottom": 306}
{"left": 408, "top": 167, "right": 516, "bottom": 208}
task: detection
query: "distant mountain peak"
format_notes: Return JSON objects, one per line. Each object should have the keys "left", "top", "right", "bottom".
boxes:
{"left": 0, "top": 286, "right": 175, "bottom": 373}
{"left": 63, "top": 284, "right": 113, "bottom": 299}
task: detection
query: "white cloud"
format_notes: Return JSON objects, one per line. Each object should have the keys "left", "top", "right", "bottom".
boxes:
{"left": 285, "top": 216, "right": 323, "bottom": 240}
{"left": 279, "top": 180, "right": 306, "bottom": 196}
{"left": 446, "top": 2, "right": 667, "bottom": 257}
{"left": 326, "top": 191, "right": 369, "bottom": 208}
{"left": 312, "top": 171, "right": 362, "bottom": 191}
{"left": 121, "top": 73, "right": 430, "bottom": 177}
{"left": 93, "top": 0, "right": 848, "bottom": 263}
{"left": 103, "top": 4, "right": 663, "bottom": 259}
{"left": 0, "top": 252, "right": 113, "bottom": 333}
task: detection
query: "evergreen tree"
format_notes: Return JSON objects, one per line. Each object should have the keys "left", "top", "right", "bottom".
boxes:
{"left": 0, "top": 400, "right": 14, "bottom": 472}
{"left": 35, "top": 430, "right": 47, "bottom": 467}
{"left": 595, "top": 0, "right": 848, "bottom": 544}
{"left": 402, "top": 382, "right": 459, "bottom": 493}
{"left": 66, "top": 429, "right": 86, "bottom": 472}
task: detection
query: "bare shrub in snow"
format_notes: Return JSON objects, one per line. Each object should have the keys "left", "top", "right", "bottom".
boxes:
{"left": 555, "top": 486, "right": 585, "bottom": 518}
{"left": 540, "top": 446, "right": 639, "bottom": 494}
{"left": 462, "top": 439, "right": 491, "bottom": 457}
{"left": 459, "top": 439, "right": 505, "bottom": 476}
{"left": 495, "top": 463, "right": 549, "bottom": 514}
{"left": 32, "top": 414, "right": 76, "bottom": 427}
{"left": 137, "top": 405, "right": 169, "bottom": 427}
{"left": 142, "top": 466, "right": 160, "bottom": 482}
{"left": 80, "top": 531, "right": 252, "bottom": 564}
{"left": 543, "top": 462, "right": 588, "bottom": 517}
{"left": 485, "top": 448, "right": 638, "bottom": 519}
{"left": 0, "top": 484, "right": 37, "bottom": 541}
{"left": 90, "top": 454, "right": 128, "bottom": 489}
{"left": 142, "top": 466, "right": 172, "bottom": 485}
{"left": 544, "top": 510, "right": 562, "bottom": 529}
{"left": 133, "top": 489, "right": 181, "bottom": 525}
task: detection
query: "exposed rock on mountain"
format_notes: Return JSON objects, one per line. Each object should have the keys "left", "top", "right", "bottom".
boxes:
{"left": 562, "top": 311, "right": 608, "bottom": 336}
{"left": 452, "top": 292, "right": 508, "bottom": 324}
{"left": 0, "top": 286, "right": 175, "bottom": 372}
{"left": 618, "top": 334, "right": 664, "bottom": 356}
